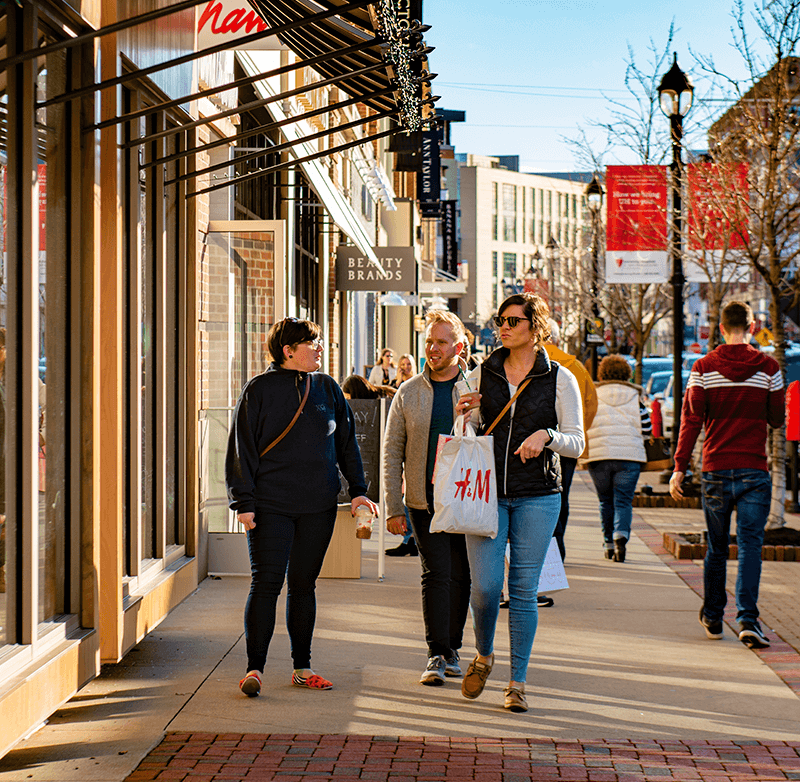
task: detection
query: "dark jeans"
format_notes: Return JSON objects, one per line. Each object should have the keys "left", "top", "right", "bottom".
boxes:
{"left": 408, "top": 502, "right": 471, "bottom": 659}
{"left": 552, "top": 456, "right": 577, "bottom": 561}
{"left": 701, "top": 469, "right": 771, "bottom": 624}
{"left": 244, "top": 505, "right": 338, "bottom": 673}
{"left": 587, "top": 460, "right": 641, "bottom": 549}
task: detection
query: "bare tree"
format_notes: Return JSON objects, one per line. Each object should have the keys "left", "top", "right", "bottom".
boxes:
{"left": 695, "top": 0, "right": 800, "bottom": 526}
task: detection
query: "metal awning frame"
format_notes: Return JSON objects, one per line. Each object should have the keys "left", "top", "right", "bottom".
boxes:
{"left": 188, "top": 125, "right": 397, "bottom": 198}
{"left": 163, "top": 107, "right": 396, "bottom": 183}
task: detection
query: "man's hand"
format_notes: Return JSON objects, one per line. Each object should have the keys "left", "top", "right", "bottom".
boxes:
{"left": 237, "top": 512, "right": 256, "bottom": 531}
{"left": 387, "top": 515, "right": 407, "bottom": 535}
{"left": 669, "top": 472, "right": 685, "bottom": 501}
{"left": 351, "top": 496, "right": 379, "bottom": 517}
{"left": 514, "top": 430, "right": 550, "bottom": 463}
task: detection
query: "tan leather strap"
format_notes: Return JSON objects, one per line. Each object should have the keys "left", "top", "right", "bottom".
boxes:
{"left": 483, "top": 378, "right": 532, "bottom": 436}
{"left": 260, "top": 375, "right": 311, "bottom": 457}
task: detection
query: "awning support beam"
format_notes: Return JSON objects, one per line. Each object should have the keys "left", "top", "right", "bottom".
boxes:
{"left": 35, "top": 0, "right": 375, "bottom": 109}
{"left": 139, "top": 87, "right": 393, "bottom": 170}
{"left": 162, "top": 108, "right": 395, "bottom": 181}
{"left": 120, "top": 61, "right": 385, "bottom": 150}
{"left": 188, "top": 126, "right": 397, "bottom": 198}
{"left": 87, "top": 38, "right": 381, "bottom": 133}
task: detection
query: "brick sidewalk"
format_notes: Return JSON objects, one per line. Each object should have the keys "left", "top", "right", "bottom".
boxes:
{"left": 125, "top": 734, "right": 800, "bottom": 781}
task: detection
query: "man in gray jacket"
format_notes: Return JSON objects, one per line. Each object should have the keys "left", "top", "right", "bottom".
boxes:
{"left": 382, "top": 310, "right": 472, "bottom": 686}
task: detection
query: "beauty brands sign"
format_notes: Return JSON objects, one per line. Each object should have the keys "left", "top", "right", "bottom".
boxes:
{"left": 605, "top": 165, "right": 668, "bottom": 283}
{"left": 336, "top": 246, "right": 417, "bottom": 292}
{"left": 197, "top": 0, "right": 287, "bottom": 50}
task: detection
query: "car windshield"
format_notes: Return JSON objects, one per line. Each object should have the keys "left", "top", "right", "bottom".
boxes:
{"left": 646, "top": 373, "right": 671, "bottom": 396}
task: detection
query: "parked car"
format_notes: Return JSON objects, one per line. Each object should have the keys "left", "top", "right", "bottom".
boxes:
{"left": 658, "top": 371, "right": 692, "bottom": 441}
{"left": 644, "top": 370, "right": 673, "bottom": 400}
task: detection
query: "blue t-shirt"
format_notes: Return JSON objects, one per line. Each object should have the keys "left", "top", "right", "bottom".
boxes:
{"left": 426, "top": 376, "right": 458, "bottom": 486}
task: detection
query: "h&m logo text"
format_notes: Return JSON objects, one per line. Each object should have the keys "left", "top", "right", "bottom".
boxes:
{"left": 453, "top": 468, "right": 492, "bottom": 503}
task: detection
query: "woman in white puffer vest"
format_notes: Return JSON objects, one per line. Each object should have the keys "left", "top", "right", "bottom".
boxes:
{"left": 584, "top": 355, "right": 651, "bottom": 562}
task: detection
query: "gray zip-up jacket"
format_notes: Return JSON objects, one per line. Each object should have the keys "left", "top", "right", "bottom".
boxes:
{"left": 381, "top": 364, "right": 459, "bottom": 518}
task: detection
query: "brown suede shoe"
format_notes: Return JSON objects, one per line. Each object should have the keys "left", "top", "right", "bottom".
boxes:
{"left": 503, "top": 685, "right": 528, "bottom": 713}
{"left": 461, "top": 653, "right": 494, "bottom": 700}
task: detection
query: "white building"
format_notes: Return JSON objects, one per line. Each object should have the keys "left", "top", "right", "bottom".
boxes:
{"left": 457, "top": 155, "right": 590, "bottom": 342}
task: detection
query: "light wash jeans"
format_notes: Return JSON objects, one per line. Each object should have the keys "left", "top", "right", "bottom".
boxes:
{"left": 465, "top": 494, "right": 560, "bottom": 683}
{"left": 701, "top": 469, "right": 771, "bottom": 624}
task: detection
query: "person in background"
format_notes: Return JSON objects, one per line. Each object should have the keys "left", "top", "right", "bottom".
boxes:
{"left": 368, "top": 348, "right": 396, "bottom": 387}
{"left": 393, "top": 354, "right": 417, "bottom": 388}
{"left": 342, "top": 374, "right": 396, "bottom": 400}
{"left": 457, "top": 293, "right": 584, "bottom": 713}
{"left": 670, "top": 300, "right": 784, "bottom": 650}
{"left": 382, "top": 310, "right": 472, "bottom": 686}
{"left": 463, "top": 329, "right": 481, "bottom": 371}
{"left": 583, "top": 354, "right": 651, "bottom": 563}
{"left": 226, "top": 317, "right": 377, "bottom": 698}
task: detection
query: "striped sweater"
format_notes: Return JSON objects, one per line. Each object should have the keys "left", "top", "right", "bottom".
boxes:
{"left": 673, "top": 343, "right": 785, "bottom": 474}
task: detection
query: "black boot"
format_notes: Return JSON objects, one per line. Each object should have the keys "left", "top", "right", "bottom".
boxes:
{"left": 386, "top": 539, "right": 418, "bottom": 557}
{"left": 614, "top": 538, "right": 627, "bottom": 563}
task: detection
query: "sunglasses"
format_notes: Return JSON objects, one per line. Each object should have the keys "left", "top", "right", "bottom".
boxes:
{"left": 493, "top": 315, "right": 532, "bottom": 328}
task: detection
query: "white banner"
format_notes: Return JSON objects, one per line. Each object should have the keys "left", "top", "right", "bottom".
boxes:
{"left": 605, "top": 250, "right": 668, "bottom": 283}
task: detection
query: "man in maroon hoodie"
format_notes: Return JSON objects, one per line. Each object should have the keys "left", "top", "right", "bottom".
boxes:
{"left": 670, "top": 301, "right": 784, "bottom": 649}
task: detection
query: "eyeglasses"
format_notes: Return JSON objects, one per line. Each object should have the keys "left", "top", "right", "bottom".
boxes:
{"left": 493, "top": 315, "right": 532, "bottom": 328}
{"left": 300, "top": 338, "right": 324, "bottom": 349}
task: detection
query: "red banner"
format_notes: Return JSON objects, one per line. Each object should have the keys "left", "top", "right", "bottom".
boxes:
{"left": 606, "top": 165, "right": 668, "bottom": 252}
{"left": 687, "top": 162, "right": 749, "bottom": 251}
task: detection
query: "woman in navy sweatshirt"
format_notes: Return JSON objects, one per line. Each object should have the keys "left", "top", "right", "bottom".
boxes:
{"left": 226, "top": 317, "right": 377, "bottom": 697}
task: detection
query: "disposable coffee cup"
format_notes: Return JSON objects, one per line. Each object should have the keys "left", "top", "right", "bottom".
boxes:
{"left": 455, "top": 379, "right": 480, "bottom": 411}
{"left": 354, "top": 505, "right": 373, "bottom": 539}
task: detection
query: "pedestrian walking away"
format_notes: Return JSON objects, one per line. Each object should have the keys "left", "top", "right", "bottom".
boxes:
{"left": 669, "top": 300, "right": 785, "bottom": 649}
{"left": 457, "top": 293, "right": 584, "bottom": 713}
{"left": 584, "top": 354, "right": 651, "bottom": 563}
{"left": 226, "top": 317, "right": 377, "bottom": 698}
{"left": 381, "top": 310, "right": 472, "bottom": 687}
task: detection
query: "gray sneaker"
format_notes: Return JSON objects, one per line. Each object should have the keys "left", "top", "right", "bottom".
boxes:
{"left": 445, "top": 651, "right": 462, "bottom": 677}
{"left": 420, "top": 655, "right": 447, "bottom": 686}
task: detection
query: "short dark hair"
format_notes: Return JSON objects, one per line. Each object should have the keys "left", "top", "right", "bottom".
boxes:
{"left": 341, "top": 375, "right": 395, "bottom": 399}
{"left": 598, "top": 354, "right": 632, "bottom": 382}
{"left": 721, "top": 300, "right": 754, "bottom": 333}
{"left": 267, "top": 317, "right": 322, "bottom": 365}
{"left": 498, "top": 293, "right": 551, "bottom": 349}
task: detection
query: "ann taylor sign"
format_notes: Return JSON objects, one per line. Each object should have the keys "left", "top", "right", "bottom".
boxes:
{"left": 336, "top": 246, "right": 417, "bottom": 292}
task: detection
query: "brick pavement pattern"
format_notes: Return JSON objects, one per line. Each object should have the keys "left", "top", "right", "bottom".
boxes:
{"left": 125, "top": 734, "right": 800, "bottom": 782}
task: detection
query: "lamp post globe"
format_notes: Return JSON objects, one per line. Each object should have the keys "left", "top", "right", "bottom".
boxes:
{"left": 657, "top": 53, "right": 693, "bottom": 452}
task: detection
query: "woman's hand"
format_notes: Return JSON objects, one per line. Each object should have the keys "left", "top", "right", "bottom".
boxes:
{"left": 351, "top": 495, "right": 379, "bottom": 517}
{"left": 514, "top": 430, "right": 550, "bottom": 463}
{"left": 387, "top": 514, "right": 407, "bottom": 535}
{"left": 455, "top": 393, "right": 481, "bottom": 423}
{"left": 237, "top": 512, "right": 256, "bottom": 531}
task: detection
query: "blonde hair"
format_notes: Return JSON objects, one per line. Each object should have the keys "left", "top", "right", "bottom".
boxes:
{"left": 425, "top": 310, "right": 466, "bottom": 346}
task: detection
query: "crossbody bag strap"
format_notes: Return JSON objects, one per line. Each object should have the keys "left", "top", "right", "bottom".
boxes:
{"left": 260, "top": 375, "right": 311, "bottom": 457}
{"left": 483, "top": 377, "right": 532, "bottom": 436}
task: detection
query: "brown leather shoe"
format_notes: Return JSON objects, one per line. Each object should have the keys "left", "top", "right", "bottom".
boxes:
{"left": 461, "top": 653, "right": 494, "bottom": 700}
{"left": 503, "top": 685, "right": 528, "bottom": 713}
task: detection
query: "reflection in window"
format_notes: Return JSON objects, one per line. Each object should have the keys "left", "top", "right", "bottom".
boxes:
{"left": 502, "top": 184, "right": 516, "bottom": 243}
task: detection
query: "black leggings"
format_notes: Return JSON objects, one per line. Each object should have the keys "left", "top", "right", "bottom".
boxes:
{"left": 244, "top": 505, "right": 337, "bottom": 673}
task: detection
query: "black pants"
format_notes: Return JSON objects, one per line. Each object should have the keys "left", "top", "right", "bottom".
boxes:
{"left": 552, "top": 456, "right": 577, "bottom": 562}
{"left": 244, "top": 505, "right": 337, "bottom": 673}
{"left": 408, "top": 502, "right": 471, "bottom": 659}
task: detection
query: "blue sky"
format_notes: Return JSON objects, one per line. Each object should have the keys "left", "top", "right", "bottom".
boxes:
{"left": 424, "top": 0, "right": 767, "bottom": 172}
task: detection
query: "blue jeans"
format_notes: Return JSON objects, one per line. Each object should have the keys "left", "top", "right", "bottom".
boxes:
{"left": 587, "top": 460, "right": 641, "bottom": 549}
{"left": 244, "top": 505, "right": 337, "bottom": 673}
{"left": 465, "top": 494, "right": 560, "bottom": 683}
{"left": 701, "top": 469, "right": 771, "bottom": 624}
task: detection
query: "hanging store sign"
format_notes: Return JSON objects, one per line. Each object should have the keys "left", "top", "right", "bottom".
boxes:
{"left": 441, "top": 200, "right": 458, "bottom": 276}
{"left": 336, "top": 246, "right": 418, "bottom": 292}
{"left": 605, "top": 165, "right": 668, "bottom": 283}
{"left": 197, "top": 0, "right": 288, "bottom": 49}
{"left": 418, "top": 129, "right": 441, "bottom": 217}
{"left": 396, "top": 0, "right": 423, "bottom": 30}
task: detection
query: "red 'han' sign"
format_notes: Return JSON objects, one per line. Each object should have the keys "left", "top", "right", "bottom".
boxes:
{"left": 605, "top": 165, "right": 668, "bottom": 252}
{"left": 197, "top": 0, "right": 286, "bottom": 49}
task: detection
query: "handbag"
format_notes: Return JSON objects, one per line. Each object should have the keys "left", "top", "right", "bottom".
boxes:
{"left": 642, "top": 436, "right": 672, "bottom": 471}
{"left": 430, "top": 379, "right": 532, "bottom": 538}
{"left": 260, "top": 375, "right": 311, "bottom": 457}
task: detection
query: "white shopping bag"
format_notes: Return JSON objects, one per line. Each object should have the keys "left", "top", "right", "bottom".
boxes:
{"left": 504, "top": 538, "right": 569, "bottom": 593}
{"left": 430, "top": 419, "right": 498, "bottom": 539}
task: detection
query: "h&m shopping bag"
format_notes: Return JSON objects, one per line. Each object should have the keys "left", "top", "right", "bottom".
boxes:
{"left": 430, "top": 424, "right": 498, "bottom": 539}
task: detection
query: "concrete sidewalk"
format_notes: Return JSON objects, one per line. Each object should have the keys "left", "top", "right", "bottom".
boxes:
{"left": 1, "top": 477, "right": 799, "bottom": 781}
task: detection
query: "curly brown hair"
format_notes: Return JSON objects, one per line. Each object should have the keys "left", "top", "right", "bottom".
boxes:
{"left": 598, "top": 354, "right": 633, "bottom": 382}
{"left": 498, "top": 293, "right": 551, "bottom": 349}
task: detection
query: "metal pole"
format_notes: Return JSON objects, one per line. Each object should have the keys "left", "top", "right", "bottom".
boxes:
{"left": 590, "top": 210, "right": 600, "bottom": 381}
{"left": 671, "top": 112, "right": 685, "bottom": 450}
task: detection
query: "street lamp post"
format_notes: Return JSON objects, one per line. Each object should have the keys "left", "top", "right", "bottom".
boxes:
{"left": 585, "top": 174, "right": 604, "bottom": 381}
{"left": 545, "top": 234, "right": 559, "bottom": 313}
{"left": 658, "top": 53, "right": 693, "bottom": 448}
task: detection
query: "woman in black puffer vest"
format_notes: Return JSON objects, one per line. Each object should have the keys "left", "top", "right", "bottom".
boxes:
{"left": 456, "top": 294, "right": 584, "bottom": 713}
